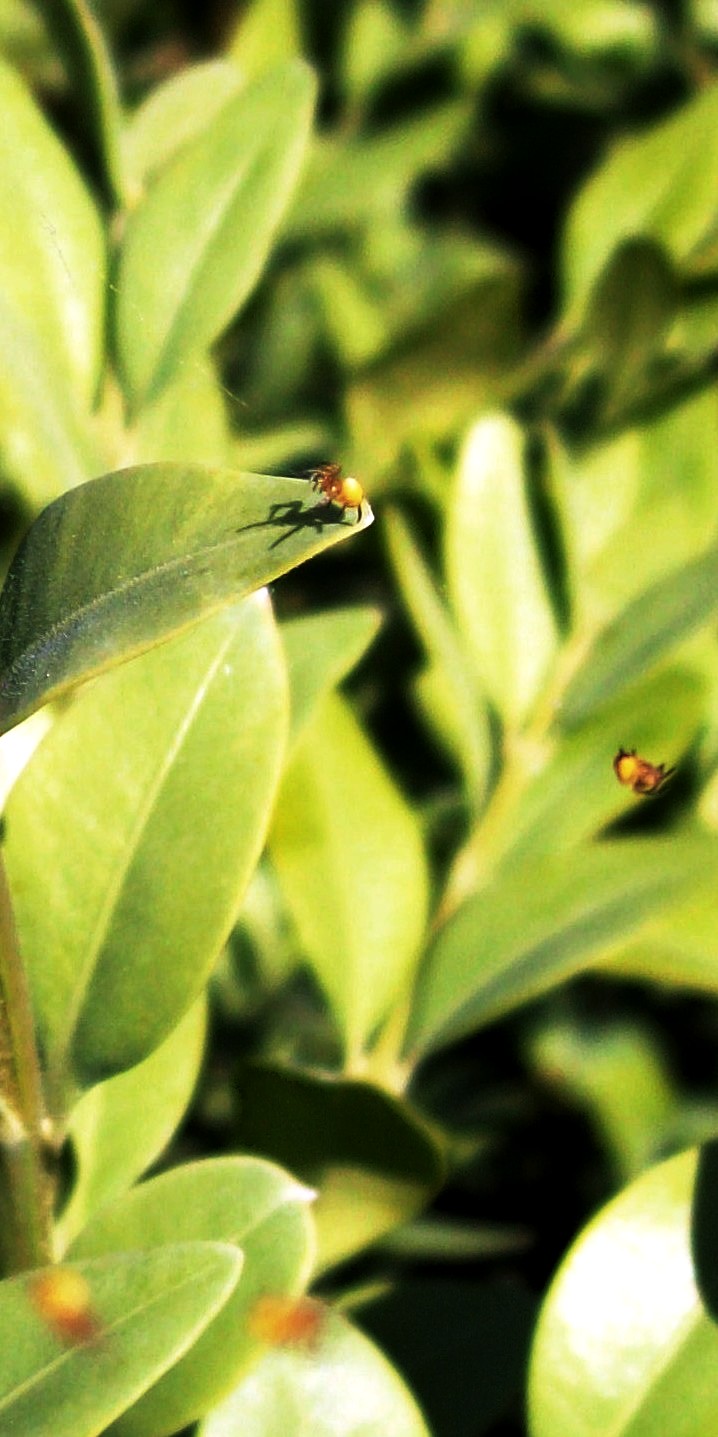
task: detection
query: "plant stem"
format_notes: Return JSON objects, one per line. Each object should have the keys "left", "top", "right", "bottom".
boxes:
{"left": 0, "top": 851, "right": 53, "bottom": 1273}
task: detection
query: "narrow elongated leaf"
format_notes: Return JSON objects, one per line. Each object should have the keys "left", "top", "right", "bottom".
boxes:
{"left": 44, "top": 0, "right": 128, "bottom": 206}
{"left": 0, "top": 462, "right": 372, "bottom": 736}
{"left": 116, "top": 61, "right": 315, "bottom": 404}
{"left": 528, "top": 1151, "right": 713, "bottom": 1437}
{"left": 0, "top": 1243, "right": 242, "bottom": 1437}
{"left": 560, "top": 542, "right": 718, "bottom": 726}
{"left": 408, "top": 839, "right": 718, "bottom": 1055}
{"left": 0, "top": 53, "right": 105, "bottom": 405}
{"left": 269, "top": 691, "right": 429, "bottom": 1060}
{"left": 445, "top": 413, "right": 557, "bottom": 728}
{"left": 5, "top": 597, "right": 287, "bottom": 1096}
{"left": 281, "top": 606, "right": 382, "bottom": 745}
{"left": 198, "top": 1308, "right": 430, "bottom": 1437}
{"left": 386, "top": 508, "right": 491, "bottom": 813}
{"left": 56, "top": 1000, "right": 207, "bottom": 1252}
{"left": 71, "top": 1158, "right": 315, "bottom": 1437}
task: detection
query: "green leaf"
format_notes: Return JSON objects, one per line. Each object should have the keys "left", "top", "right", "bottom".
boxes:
{"left": 560, "top": 542, "right": 718, "bottom": 726}
{"left": 228, "top": 0, "right": 301, "bottom": 79}
{"left": 269, "top": 690, "right": 429, "bottom": 1060}
{"left": 281, "top": 605, "right": 382, "bottom": 746}
{"left": 504, "top": 665, "right": 705, "bottom": 863}
{"left": 386, "top": 507, "right": 492, "bottom": 813}
{"left": 122, "top": 60, "right": 244, "bottom": 183}
{"left": 0, "top": 53, "right": 105, "bottom": 406}
{"left": 408, "top": 839, "right": 718, "bottom": 1056}
{"left": 0, "top": 462, "right": 372, "bottom": 736}
{"left": 601, "top": 884, "right": 718, "bottom": 994}
{"left": 235, "top": 1064, "right": 443, "bottom": 1271}
{"left": 445, "top": 413, "right": 557, "bottom": 728}
{"left": 528, "top": 1151, "right": 715, "bottom": 1437}
{"left": 70, "top": 1157, "right": 315, "bottom": 1437}
{"left": 0, "top": 1243, "right": 242, "bottom": 1437}
{"left": 132, "top": 357, "right": 231, "bottom": 467}
{"left": 287, "top": 101, "right": 471, "bottom": 238}
{"left": 197, "top": 1307, "right": 430, "bottom": 1437}
{"left": 56, "top": 999, "right": 207, "bottom": 1252}
{"left": 0, "top": 295, "right": 95, "bottom": 507}
{"left": 43, "top": 0, "right": 128, "bottom": 207}
{"left": 116, "top": 61, "right": 316, "bottom": 405}
{"left": 563, "top": 82, "right": 718, "bottom": 323}
{"left": 5, "top": 597, "right": 287, "bottom": 1096}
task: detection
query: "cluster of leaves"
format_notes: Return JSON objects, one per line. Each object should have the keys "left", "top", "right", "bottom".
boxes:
{"left": 1, "top": 1, "right": 718, "bottom": 1435}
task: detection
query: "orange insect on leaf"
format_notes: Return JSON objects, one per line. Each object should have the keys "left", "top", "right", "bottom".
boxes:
{"left": 248, "top": 1295, "right": 327, "bottom": 1350}
{"left": 308, "top": 463, "right": 365, "bottom": 519}
{"left": 30, "top": 1267, "right": 102, "bottom": 1346}
{"left": 613, "top": 747, "right": 675, "bottom": 796}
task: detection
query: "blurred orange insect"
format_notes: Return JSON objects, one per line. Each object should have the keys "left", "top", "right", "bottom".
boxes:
{"left": 308, "top": 463, "right": 364, "bottom": 521}
{"left": 30, "top": 1268, "right": 102, "bottom": 1346}
{"left": 248, "top": 1295, "right": 326, "bottom": 1351}
{"left": 613, "top": 747, "right": 675, "bottom": 796}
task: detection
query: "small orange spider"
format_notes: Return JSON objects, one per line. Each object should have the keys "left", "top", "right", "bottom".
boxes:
{"left": 308, "top": 463, "right": 364, "bottom": 521}
{"left": 613, "top": 747, "right": 675, "bottom": 796}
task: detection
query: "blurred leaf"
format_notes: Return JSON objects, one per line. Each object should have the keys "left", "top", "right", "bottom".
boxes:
{"left": 0, "top": 53, "right": 105, "bottom": 407}
{"left": 386, "top": 507, "right": 492, "bottom": 813}
{"left": 44, "top": 0, "right": 128, "bottom": 206}
{"left": 122, "top": 60, "right": 244, "bottom": 183}
{"left": 504, "top": 665, "right": 705, "bottom": 863}
{"left": 559, "top": 541, "right": 718, "bottom": 726}
{"left": 56, "top": 999, "right": 207, "bottom": 1252}
{"left": 527, "top": 1016, "right": 676, "bottom": 1182}
{"left": 408, "top": 839, "right": 718, "bottom": 1055}
{"left": 228, "top": 0, "right": 301, "bottom": 79}
{"left": 602, "top": 884, "right": 718, "bottom": 993}
{"left": 692, "top": 1139, "right": 718, "bottom": 1321}
{"left": 342, "top": 0, "right": 409, "bottom": 102}
{"left": 281, "top": 606, "right": 383, "bottom": 746}
{"left": 71, "top": 1157, "right": 315, "bottom": 1437}
{"left": 197, "top": 1306, "right": 430, "bottom": 1437}
{"left": 563, "top": 83, "right": 718, "bottom": 324}
{"left": 116, "top": 61, "right": 315, "bottom": 405}
{"left": 269, "top": 690, "right": 429, "bottom": 1060}
{"left": 582, "top": 240, "right": 677, "bottom": 417}
{"left": 235, "top": 1064, "right": 443, "bottom": 1271}
{"left": 445, "top": 413, "right": 557, "bottom": 728}
{"left": 361, "top": 1277, "right": 535, "bottom": 1437}
{"left": 131, "top": 357, "right": 231, "bottom": 467}
{"left": 5, "top": 597, "right": 287, "bottom": 1097}
{"left": 0, "top": 295, "right": 95, "bottom": 506}
{"left": 0, "top": 463, "right": 372, "bottom": 735}
{"left": 287, "top": 101, "right": 471, "bottom": 238}
{"left": 0, "top": 1244, "right": 242, "bottom": 1437}
{"left": 378, "top": 1216, "right": 529, "bottom": 1261}
{"left": 550, "top": 387, "right": 718, "bottom": 622}
{"left": 528, "top": 1151, "right": 712, "bottom": 1437}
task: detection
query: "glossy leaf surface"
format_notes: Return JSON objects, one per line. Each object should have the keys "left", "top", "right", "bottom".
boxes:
{"left": 0, "top": 1244, "right": 241, "bottom": 1437}
{"left": 71, "top": 1158, "right": 315, "bottom": 1437}
{"left": 5, "top": 597, "right": 287, "bottom": 1096}
{"left": 0, "top": 462, "right": 371, "bottom": 735}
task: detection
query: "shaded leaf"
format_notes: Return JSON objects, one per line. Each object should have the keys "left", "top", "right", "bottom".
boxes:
{"left": 281, "top": 605, "right": 382, "bottom": 746}
{"left": 122, "top": 60, "right": 244, "bottom": 183}
{"left": 0, "top": 462, "right": 372, "bottom": 736}
{"left": 235, "top": 1064, "right": 443, "bottom": 1270}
